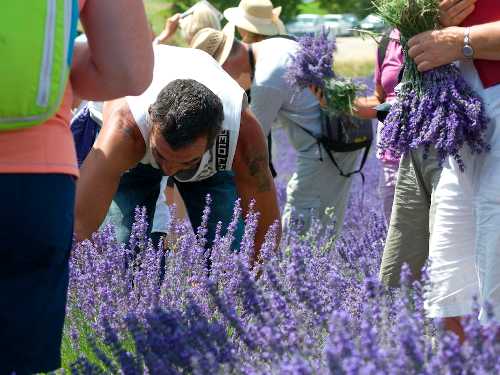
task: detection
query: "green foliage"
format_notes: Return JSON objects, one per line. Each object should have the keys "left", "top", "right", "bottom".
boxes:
{"left": 145, "top": 0, "right": 377, "bottom": 30}
{"left": 152, "top": 0, "right": 302, "bottom": 22}
{"left": 373, "top": 0, "right": 439, "bottom": 39}
{"left": 297, "top": 1, "right": 328, "bottom": 16}
{"left": 318, "top": 0, "right": 374, "bottom": 18}
{"left": 324, "top": 78, "right": 365, "bottom": 115}
{"left": 373, "top": 0, "right": 440, "bottom": 90}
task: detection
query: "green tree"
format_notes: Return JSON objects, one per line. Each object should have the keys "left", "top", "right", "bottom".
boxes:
{"left": 163, "top": 0, "right": 303, "bottom": 23}
{"left": 318, "top": 0, "right": 373, "bottom": 18}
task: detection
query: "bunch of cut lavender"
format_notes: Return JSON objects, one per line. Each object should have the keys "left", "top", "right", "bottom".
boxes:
{"left": 286, "top": 29, "right": 365, "bottom": 116}
{"left": 373, "top": 0, "right": 489, "bottom": 170}
{"left": 285, "top": 27, "right": 336, "bottom": 89}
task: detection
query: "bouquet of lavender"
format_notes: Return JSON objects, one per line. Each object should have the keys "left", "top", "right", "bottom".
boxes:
{"left": 286, "top": 28, "right": 365, "bottom": 116}
{"left": 285, "top": 28, "right": 336, "bottom": 89}
{"left": 374, "top": 0, "right": 489, "bottom": 170}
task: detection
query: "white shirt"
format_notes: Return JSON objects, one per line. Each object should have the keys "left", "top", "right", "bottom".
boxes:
{"left": 250, "top": 38, "right": 322, "bottom": 151}
{"left": 126, "top": 45, "right": 245, "bottom": 182}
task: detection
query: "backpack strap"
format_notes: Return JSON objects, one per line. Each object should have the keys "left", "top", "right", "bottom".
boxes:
{"left": 248, "top": 44, "right": 256, "bottom": 81}
{"left": 294, "top": 123, "right": 371, "bottom": 179}
{"left": 323, "top": 142, "right": 371, "bottom": 183}
{"left": 377, "top": 31, "right": 391, "bottom": 68}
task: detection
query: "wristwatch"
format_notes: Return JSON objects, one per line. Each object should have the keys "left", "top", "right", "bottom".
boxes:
{"left": 462, "top": 27, "right": 474, "bottom": 59}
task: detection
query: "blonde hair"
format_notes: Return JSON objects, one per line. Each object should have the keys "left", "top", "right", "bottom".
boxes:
{"left": 180, "top": 3, "right": 222, "bottom": 43}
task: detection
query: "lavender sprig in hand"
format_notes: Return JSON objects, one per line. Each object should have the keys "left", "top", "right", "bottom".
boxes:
{"left": 379, "top": 64, "right": 490, "bottom": 170}
{"left": 286, "top": 29, "right": 365, "bottom": 116}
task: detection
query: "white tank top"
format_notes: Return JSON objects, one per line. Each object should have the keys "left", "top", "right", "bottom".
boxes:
{"left": 126, "top": 45, "right": 245, "bottom": 182}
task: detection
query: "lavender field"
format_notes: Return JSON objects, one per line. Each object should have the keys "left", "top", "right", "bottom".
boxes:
{"left": 62, "top": 80, "right": 500, "bottom": 374}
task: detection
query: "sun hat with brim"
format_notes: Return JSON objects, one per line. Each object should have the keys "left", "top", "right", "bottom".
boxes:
{"left": 223, "top": 0, "right": 282, "bottom": 36}
{"left": 190, "top": 23, "right": 235, "bottom": 65}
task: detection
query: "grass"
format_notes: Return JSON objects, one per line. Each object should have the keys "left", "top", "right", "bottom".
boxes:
{"left": 334, "top": 59, "right": 375, "bottom": 78}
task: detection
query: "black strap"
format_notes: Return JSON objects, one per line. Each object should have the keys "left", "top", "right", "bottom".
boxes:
{"left": 267, "top": 34, "right": 298, "bottom": 42}
{"left": 248, "top": 45, "right": 277, "bottom": 178}
{"left": 294, "top": 123, "right": 370, "bottom": 181}
{"left": 248, "top": 45, "right": 255, "bottom": 81}
{"left": 377, "top": 31, "right": 391, "bottom": 68}
{"left": 323, "top": 144, "right": 370, "bottom": 184}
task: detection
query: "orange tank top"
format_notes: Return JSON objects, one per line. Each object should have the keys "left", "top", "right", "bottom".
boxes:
{"left": 0, "top": 0, "right": 86, "bottom": 177}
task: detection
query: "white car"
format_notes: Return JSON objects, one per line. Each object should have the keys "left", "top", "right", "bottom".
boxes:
{"left": 286, "top": 14, "right": 322, "bottom": 37}
{"left": 322, "top": 14, "right": 352, "bottom": 37}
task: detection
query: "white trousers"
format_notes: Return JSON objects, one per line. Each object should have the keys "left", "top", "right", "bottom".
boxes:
{"left": 425, "top": 61, "right": 500, "bottom": 322}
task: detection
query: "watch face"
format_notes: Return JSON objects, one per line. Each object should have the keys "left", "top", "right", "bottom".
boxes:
{"left": 463, "top": 45, "right": 474, "bottom": 58}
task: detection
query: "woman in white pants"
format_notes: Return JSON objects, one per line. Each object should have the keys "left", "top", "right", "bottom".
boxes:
{"left": 408, "top": 9, "right": 500, "bottom": 340}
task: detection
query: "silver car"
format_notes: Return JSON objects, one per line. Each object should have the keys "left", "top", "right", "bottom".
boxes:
{"left": 286, "top": 14, "right": 322, "bottom": 37}
{"left": 322, "top": 14, "right": 352, "bottom": 37}
{"left": 359, "top": 14, "right": 387, "bottom": 33}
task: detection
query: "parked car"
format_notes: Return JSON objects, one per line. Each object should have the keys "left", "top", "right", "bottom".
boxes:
{"left": 322, "top": 14, "right": 352, "bottom": 37}
{"left": 359, "top": 14, "right": 386, "bottom": 33}
{"left": 286, "top": 14, "right": 322, "bottom": 37}
{"left": 341, "top": 13, "right": 360, "bottom": 32}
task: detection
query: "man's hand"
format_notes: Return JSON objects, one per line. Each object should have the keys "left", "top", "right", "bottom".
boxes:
{"left": 75, "top": 99, "right": 145, "bottom": 241}
{"left": 440, "top": 0, "right": 476, "bottom": 27}
{"left": 233, "top": 108, "right": 281, "bottom": 265}
{"left": 408, "top": 27, "right": 463, "bottom": 72}
{"left": 308, "top": 84, "right": 327, "bottom": 108}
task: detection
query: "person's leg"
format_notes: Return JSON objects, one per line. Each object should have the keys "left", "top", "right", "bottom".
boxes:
{"left": 476, "top": 113, "right": 500, "bottom": 322}
{"left": 103, "top": 163, "right": 163, "bottom": 243}
{"left": 380, "top": 148, "right": 442, "bottom": 287}
{"left": 0, "top": 174, "right": 75, "bottom": 374}
{"left": 282, "top": 153, "right": 324, "bottom": 233}
{"left": 282, "top": 146, "right": 359, "bottom": 234}
{"left": 174, "top": 171, "right": 244, "bottom": 251}
{"left": 425, "top": 150, "right": 479, "bottom": 339}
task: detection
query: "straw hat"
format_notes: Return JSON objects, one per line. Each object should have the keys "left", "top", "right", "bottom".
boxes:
{"left": 179, "top": 1, "right": 223, "bottom": 42}
{"left": 224, "top": 0, "right": 282, "bottom": 36}
{"left": 190, "top": 23, "right": 235, "bottom": 65}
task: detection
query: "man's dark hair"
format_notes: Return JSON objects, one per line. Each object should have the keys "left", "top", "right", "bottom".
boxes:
{"left": 149, "top": 79, "right": 224, "bottom": 150}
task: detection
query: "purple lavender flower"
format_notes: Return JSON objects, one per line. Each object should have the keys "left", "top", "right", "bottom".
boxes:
{"left": 379, "top": 64, "right": 489, "bottom": 171}
{"left": 286, "top": 28, "right": 336, "bottom": 90}
{"left": 64, "top": 149, "right": 500, "bottom": 373}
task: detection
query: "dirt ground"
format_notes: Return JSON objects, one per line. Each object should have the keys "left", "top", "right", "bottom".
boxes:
{"left": 335, "top": 36, "right": 378, "bottom": 64}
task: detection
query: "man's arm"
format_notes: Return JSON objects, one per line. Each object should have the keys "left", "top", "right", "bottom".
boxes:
{"left": 354, "top": 83, "right": 387, "bottom": 119}
{"left": 233, "top": 108, "right": 281, "bottom": 263}
{"left": 309, "top": 82, "right": 385, "bottom": 119}
{"left": 75, "top": 99, "right": 146, "bottom": 240}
